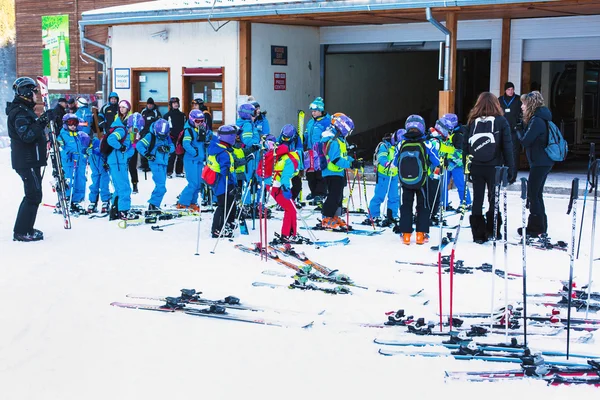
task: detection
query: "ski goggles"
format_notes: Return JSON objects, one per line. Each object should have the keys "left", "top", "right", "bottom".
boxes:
{"left": 66, "top": 120, "right": 79, "bottom": 127}
{"left": 193, "top": 118, "right": 205, "bottom": 125}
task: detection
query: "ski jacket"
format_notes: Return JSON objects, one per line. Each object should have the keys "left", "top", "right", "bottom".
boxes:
{"left": 106, "top": 117, "right": 134, "bottom": 165}
{"left": 136, "top": 132, "right": 174, "bottom": 166}
{"left": 75, "top": 105, "right": 95, "bottom": 135}
{"left": 375, "top": 139, "right": 398, "bottom": 177}
{"left": 304, "top": 113, "right": 330, "bottom": 151}
{"left": 254, "top": 114, "right": 271, "bottom": 136}
{"left": 277, "top": 134, "right": 304, "bottom": 172}
{"left": 163, "top": 109, "right": 186, "bottom": 142}
{"left": 57, "top": 127, "right": 86, "bottom": 163}
{"left": 207, "top": 139, "right": 236, "bottom": 196}
{"left": 181, "top": 121, "right": 210, "bottom": 164}
{"left": 141, "top": 107, "right": 162, "bottom": 135}
{"left": 518, "top": 106, "right": 554, "bottom": 167}
{"left": 321, "top": 133, "right": 354, "bottom": 178}
{"left": 99, "top": 103, "right": 119, "bottom": 134}
{"left": 6, "top": 97, "right": 47, "bottom": 170}
{"left": 464, "top": 115, "right": 515, "bottom": 171}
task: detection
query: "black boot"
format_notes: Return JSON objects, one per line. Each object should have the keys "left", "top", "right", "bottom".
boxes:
{"left": 520, "top": 214, "right": 544, "bottom": 237}
{"left": 470, "top": 215, "right": 487, "bottom": 244}
{"left": 485, "top": 210, "right": 502, "bottom": 240}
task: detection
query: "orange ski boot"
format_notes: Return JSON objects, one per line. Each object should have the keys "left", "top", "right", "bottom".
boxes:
{"left": 402, "top": 233, "right": 411, "bottom": 245}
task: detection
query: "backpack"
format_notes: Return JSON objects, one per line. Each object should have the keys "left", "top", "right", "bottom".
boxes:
{"left": 545, "top": 120, "right": 568, "bottom": 162}
{"left": 175, "top": 130, "right": 186, "bottom": 155}
{"left": 99, "top": 127, "right": 123, "bottom": 156}
{"left": 143, "top": 132, "right": 157, "bottom": 158}
{"left": 398, "top": 140, "right": 427, "bottom": 189}
{"left": 201, "top": 164, "right": 217, "bottom": 185}
{"left": 373, "top": 142, "right": 385, "bottom": 173}
{"left": 257, "top": 149, "right": 276, "bottom": 178}
{"left": 468, "top": 117, "right": 500, "bottom": 163}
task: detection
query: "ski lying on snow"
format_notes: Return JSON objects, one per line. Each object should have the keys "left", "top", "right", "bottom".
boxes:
{"left": 252, "top": 281, "right": 351, "bottom": 295}
{"left": 396, "top": 258, "right": 520, "bottom": 279}
{"left": 126, "top": 289, "right": 260, "bottom": 311}
{"left": 301, "top": 225, "right": 384, "bottom": 236}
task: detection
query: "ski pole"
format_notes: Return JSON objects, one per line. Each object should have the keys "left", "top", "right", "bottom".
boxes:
{"left": 345, "top": 169, "right": 352, "bottom": 231}
{"left": 211, "top": 176, "right": 236, "bottom": 254}
{"left": 361, "top": 167, "right": 376, "bottom": 230}
{"left": 586, "top": 160, "right": 599, "bottom": 318}
{"left": 566, "top": 178, "right": 579, "bottom": 358}
{"left": 577, "top": 143, "right": 595, "bottom": 259}
{"left": 501, "top": 167, "right": 509, "bottom": 340}
{"left": 230, "top": 176, "right": 253, "bottom": 234}
{"left": 194, "top": 177, "right": 203, "bottom": 255}
{"left": 490, "top": 166, "right": 507, "bottom": 328}
{"left": 436, "top": 160, "right": 447, "bottom": 332}
{"left": 520, "top": 177, "right": 528, "bottom": 348}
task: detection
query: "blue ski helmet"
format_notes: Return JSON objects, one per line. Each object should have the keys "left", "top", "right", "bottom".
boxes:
{"left": 62, "top": 113, "right": 79, "bottom": 129}
{"left": 153, "top": 118, "right": 170, "bottom": 138}
{"left": 442, "top": 113, "right": 459, "bottom": 130}
{"left": 331, "top": 113, "right": 354, "bottom": 137}
{"left": 189, "top": 109, "right": 205, "bottom": 127}
{"left": 238, "top": 103, "right": 256, "bottom": 120}
{"left": 434, "top": 117, "right": 453, "bottom": 139}
{"left": 391, "top": 129, "right": 406, "bottom": 146}
{"left": 218, "top": 125, "right": 237, "bottom": 146}
{"left": 127, "top": 112, "right": 145, "bottom": 132}
{"left": 280, "top": 124, "right": 297, "bottom": 141}
{"left": 405, "top": 115, "right": 425, "bottom": 136}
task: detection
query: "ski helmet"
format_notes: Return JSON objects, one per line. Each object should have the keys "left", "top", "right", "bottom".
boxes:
{"left": 442, "top": 113, "right": 459, "bottom": 130}
{"left": 405, "top": 115, "right": 426, "bottom": 136}
{"left": 189, "top": 109, "right": 205, "bottom": 127}
{"left": 331, "top": 113, "right": 354, "bottom": 137}
{"left": 238, "top": 103, "right": 256, "bottom": 120}
{"left": 391, "top": 129, "right": 406, "bottom": 146}
{"left": 250, "top": 101, "right": 260, "bottom": 109}
{"left": 77, "top": 97, "right": 88, "bottom": 108}
{"left": 218, "top": 125, "right": 237, "bottom": 146}
{"left": 62, "top": 113, "right": 79, "bottom": 130}
{"left": 118, "top": 100, "right": 131, "bottom": 112}
{"left": 153, "top": 118, "right": 170, "bottom": 138}
{"left": 169, "top": 97, "right": 180, "bottom": 108}
{"left": 79, "top": 132, "right": 91, "bottom": 149}
{"left": 280, "top": 124, "right": 296, "bottom": 141}
{"left": 434, "top": 117, "right": 453, "bottom": 139}
{"left": 13, "top": 77, "right": 37, "bottom": 99}
{"left": 309, "top": 97, "right": 325, "bottom": 112}
{"left": 126, "top": 112, "right": 145, "bottom": 132}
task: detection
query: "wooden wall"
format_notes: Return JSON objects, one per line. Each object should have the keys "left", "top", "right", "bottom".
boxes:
{"left": 15, "top": 0, "right": 148, "bottom": 95}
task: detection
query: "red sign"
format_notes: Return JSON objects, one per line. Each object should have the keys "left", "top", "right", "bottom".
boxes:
{"left": 274, "top": 72, "right": 286, "bottom": 90}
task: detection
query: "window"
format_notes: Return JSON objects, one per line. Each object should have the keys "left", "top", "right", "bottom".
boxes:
{"left": 131, "top": 68, "right": 170, "bottom": 115}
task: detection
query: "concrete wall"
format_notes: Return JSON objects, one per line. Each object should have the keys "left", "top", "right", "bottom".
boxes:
{"left": 109, "top": 21, "right": 239, "bottom": 124}
{"left": 325, "top": 52, "right": 441, "bottom": 133}
{"left": 250, "top": 23, "right": 320, "bottom": 135}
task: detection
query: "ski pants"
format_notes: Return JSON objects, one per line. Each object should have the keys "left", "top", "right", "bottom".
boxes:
{"left": 14, "top": 167, "right": 42, "bottom": 235}
{"left": 272, "top": 187, "right": 297, "bottom": 236}
{"left": 470, "top": 165, "right": 497, "bottom": 217}
{"left": 88, "top": 155, "right": 111, "bottom": 203}
{"left": 167, "top": 152, "right": 184, "bottom": 175}
{"left": 109, "top": 162, "right": 132, "bottom": 211}
{"left": 369, "top": 172, "right": 399, "bottom": 219}
{"left": 306, "top": 170, "right": 328, "bottom": 197}
{"left": 427, "top": 176, "right": 442, "bottom": 220}
{"left": 128, "top": 149, "right": 139, "bottom": 185}
{"left": 212, "top": 187, "right": 237, "bottom": 232}
{"left": 149, "top": 162, "right": 168, "bottom": 208}
{"left": 62, "top": 155, "right": 87, "bottom": 203}
{"left": 179, "top": 159, "right": 203, "bottom": 206}
{"left": 322, "top": 175, "right": 345, "bottom": 218}
{"left": 244, "top": 157, "right": 260, "bottom": 206}
{"left": 399, "top": 186, "right": 429, "bottom": 234}
{"left": 527, "top": 165, "right": 552, "bottom": 224}
{"left": 291, "top": 174, "right": 302, "bottom": 201}
{"left": 443, "top": 167, "right": 472, "bottom": 208}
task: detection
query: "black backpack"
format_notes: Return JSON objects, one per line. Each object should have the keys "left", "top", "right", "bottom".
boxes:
{"left": 398, "top": 140, "right": 427, "bottom": 189}
{"left": 99, "top": 126, "right": 124, "bottom": 156}
{"left": 468, "top": 117, "right": 500, "bottom": 163}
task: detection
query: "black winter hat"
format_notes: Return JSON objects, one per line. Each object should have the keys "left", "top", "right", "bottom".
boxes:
{"left": 504, "top": 82, "right": 515, "bottom": 90}
{"left": 67, "top": 98, "right": 75, "bottom": 104}
{"left": 57, "top": 97, "right": 67, "bottom": 103}
{"left": 147, "top": 97, "right": 155, "bottom": 105}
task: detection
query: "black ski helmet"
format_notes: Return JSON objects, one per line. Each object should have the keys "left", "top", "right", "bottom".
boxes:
{"left": 13, "top": 77, "right": 38, "bottom": 99}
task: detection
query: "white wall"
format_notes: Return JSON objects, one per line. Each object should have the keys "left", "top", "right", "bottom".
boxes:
{"left": 109, "top": 21, "right": 239, "bottom": 124}
{"left": 250, "top": 23, "right": 320, "bottom": 135}
{"left": 509, "top": 15, "right": 600, "bottom": 94}
{"left": 320, "top": 19, "right": 503, "bottom": 95}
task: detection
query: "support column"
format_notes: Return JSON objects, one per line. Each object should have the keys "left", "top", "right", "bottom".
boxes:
{"left": 499, "top": 18, "right": 511, "bottom": 91}
{"left": 239, "top": 21, "right": 252, "bottom": 96}
{"left": 575, "top": 61, "right": 585, "bottom": 146}
{"left": 439, "top": 12, "right": 457, "bottom": 117}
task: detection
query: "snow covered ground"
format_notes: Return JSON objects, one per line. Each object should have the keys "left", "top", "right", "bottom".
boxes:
{"left": 0, "top": 147, "right": 599, "bottom": 400}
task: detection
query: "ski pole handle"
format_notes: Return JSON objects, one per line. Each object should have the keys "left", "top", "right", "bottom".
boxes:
{"left": 520, "top": 178, "right": 528, "bottom": 200}
{"left": 501, "top": 166, "right": 509, "bottom": 188}
{"left": 567, "top": 178, "right": 579, "bottom": 215}
{"left": 464, "top": 155, "right": 473, "bottom": 175}
{"left": 494, "top": 166, "right": 505, "bottom": 186}
{"left": 590, "top": 142, "right": 596, "bottom": 164}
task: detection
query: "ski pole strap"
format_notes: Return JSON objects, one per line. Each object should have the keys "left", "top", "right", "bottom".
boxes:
{"left": 494, "top": 166, "right": 508, "bottom": 187}
{"left": 567, "top": 178, "right": 579, "bottom": 215}
{"left": 464, "top": 155, "right": 473, "bottom": 175}
{"left": 520, "top": 177, "right": 528, "bottom": 200}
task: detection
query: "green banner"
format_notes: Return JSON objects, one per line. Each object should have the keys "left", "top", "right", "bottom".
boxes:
{"left": 42, "top": 14, "right": 70, "bottom": 90}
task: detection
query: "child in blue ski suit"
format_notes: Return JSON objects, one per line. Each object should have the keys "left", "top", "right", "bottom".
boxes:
{"left": 207, "top": 126, "right": 238, "bottom": 238}
{"left": 304, "top": 97, "right": 330, "bottom": 200}
{"left": 364, "top": 129, "right": 404, "bottom": 227}
{"left": 57, "top": 113, "right": 89, "bottom": 214}
{"left": 75, "top": 97, "right": 95, "bottom": 136}
{"left": 251, "top": 101, "right": 270, "bottom": 136}
{"left": 136, "top": 118, "right": 174, "bottom": 211}
{"left": 238, "top": 103, "right": 261, "bottom": 208}
{"left": 398, "top": 115, "right": 440, "bottom": 245}
{"left": 107, "top": 112, "right": 139, "bottom": 220}
{"left": 86, "top": 136, "right": 111, "bottom": 213}
{"left": 176, "top": 110, "right": 211, "bottom": 210}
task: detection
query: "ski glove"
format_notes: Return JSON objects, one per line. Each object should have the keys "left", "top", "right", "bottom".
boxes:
{"left": 157, "top": 145, "right": 170, "bottom": 154}
{"left": 250, "top": 144, "right": 261, "bottom": 152}
{"left": 119, "top": 144, "right": 127, "bottom": 153}
{"left": 508, "top": 169, "right": 517, "bottom": 185}
{"left": 351, "top": 159, "right": 365, "bottom": 169}
{"left": 146, "top": 153, "right": 156, "bottom": 162}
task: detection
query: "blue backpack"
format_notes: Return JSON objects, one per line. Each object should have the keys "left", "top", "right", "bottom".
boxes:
{"left": 545, "top": 120, "right": 568, "bottom": 162}
{"left": 398, "top": 140, "right": 427, "bottom": 189}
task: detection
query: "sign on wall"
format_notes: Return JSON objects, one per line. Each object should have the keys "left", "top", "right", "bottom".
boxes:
{"left": 274, "top": 73, "right": 286, "bottom": 91}
{"left": 271, "top": 46, "right": 288, "bottom": 66}
{"left": 41, "top": 15, "right": 70, "bottom": 90}
{"left": 114, "top": 68, "right": 131, "bottom": 89}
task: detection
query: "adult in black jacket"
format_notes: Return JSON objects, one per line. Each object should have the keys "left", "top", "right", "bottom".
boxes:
{"left": 499, "top": 82, "right": 523, "bottom": 171}
{"left": 53, "top": 97, "right": 67, "bottom": 133}
{"left": 163, "top": 97, "right": 186, "bottom": 177}
{"left": 6, "top": 77, "right": 52, "bottom": 242}
{"left": 192, "top": 98, "right": 213, "bottom": 132}
{"left": 139, "top": 97, "right": 162, "bottom": 172}
{"left": 98, "top": 92, "right": 120, "bottom": 134}
{"left": 464, "top": 92, "right": 515, "bottom": 243}
{"left": 517, "top": 91, "right": 554, "bottom": 236}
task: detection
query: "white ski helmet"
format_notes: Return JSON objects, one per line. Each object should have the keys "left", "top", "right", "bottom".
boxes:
{"left": 77, "top": 97, "right": 89, "bottom": 107}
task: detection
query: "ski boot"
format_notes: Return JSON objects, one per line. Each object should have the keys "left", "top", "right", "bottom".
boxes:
{"left": 406, "top": 318, "right": 434, "bottom": 335}
{"left": 416, "top": 232, "right": 429, "bottom": 245}
{"left": 70, "top": 202, "right": 86, "bottom": 215}
{"left": 402, "top": 233, "right": 412, "bottom": 245}
{"left": 86, "top": 202, "right": 98, "bottom": 214}
{"left": 100, "top": 201, "right": 110, "bottom": 213}
{"left": 148, "top": 203, "right": 161, "bottom": 212}
{"left": 385, "top": 309, "right": 414, "bottom": 326}
{"left": 13, "top": 230, "right": 44, "bottom": 242}
{"left": 176, "top": 173, "right": 185, "bottom": 178}
{"left": 132, "top": 183, "right": 139, "bottom": 194}
{"left": 333, "top": 216, "right": 351, "bottom": 231}
{"left": 361, "top": 217, "right": 381, "bottom": 226}
{"left": 162, "top": 297, "right": 185, "bottom": 310}
{"left": 118, "top": 210, "right": 139, "bottom": 220}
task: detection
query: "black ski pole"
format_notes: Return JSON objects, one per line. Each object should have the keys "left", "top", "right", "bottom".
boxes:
{"left": 520, "top": 177, "right": 528, "bottom": 348}
{"left": 577, "top": 143, "right": 595, "bottom": 259}
{"left": 566, "top": 177, "right": 579, "bottom": 359}
{"left": 501, "top": 166, "right": 509, "bottom": 338}
{"left": 586, "top": 160, "right": 600, "bottom": 318}
{"left": 490, "top": 166, "right": 507, "bottom": 328}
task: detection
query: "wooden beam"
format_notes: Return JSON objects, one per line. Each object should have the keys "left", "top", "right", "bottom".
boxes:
{"left": 239, "top": 21, "right": 251, "bottom": 95}
{"left": 500, "top": 18, "right": 511, "bottom": 93}
{"left": 439, "top": 90, "right": 455, "bottom": 118}
{"left": 446, "top": 11, "right": 457, "bottom": 111}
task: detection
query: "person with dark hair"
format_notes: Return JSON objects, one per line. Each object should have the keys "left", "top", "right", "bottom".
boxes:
{"left": 140, "top": 97, "right": 162, "bottom": 172}
{"left": 67, "top": 98, "right": 77, "bottom": 114}
{"left": 192, "top": 98, "right": 213, "bottom": 131}
{"left": 98, "top": 92, "right": 119, "bottom": 134}
{"left": 464, "top": 92, "right": 515, "bottom": 244}
{"left": 517, "top": 91, "right": 554, "bottom": 237}
{"left": 164, "top": 96, "right": 186, "bottom": 178}
{"left": 53, "top": 97, "right": 68, "bottom": 132}
{"left": 499, "top": 82, "right": 523, "bottom": 171}
{"left": 6, "top": 77, "right": 52, "bottom": 241}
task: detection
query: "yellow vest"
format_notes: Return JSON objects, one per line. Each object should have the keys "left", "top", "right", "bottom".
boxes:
{"left": 325, "top": 138, "right": 347, "bottom": 173}
{"left": 274, "top": 152, "right": 300, "bottom": 181}
{"left": 207, "top": 144, "right": 234, "bottom": 174}
{"left": 376, "top": 143, "right": 398, "bottom": 176}
{"left": 439, "top": 133, "right": 456, "bottom": 156}
{"left": 232, "top": 147, "right": 245, "bottom": 173}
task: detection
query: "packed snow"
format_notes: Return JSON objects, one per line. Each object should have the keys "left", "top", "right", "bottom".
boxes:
{"left": 0, "top": 147, "right": 599, "bottom": 399}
